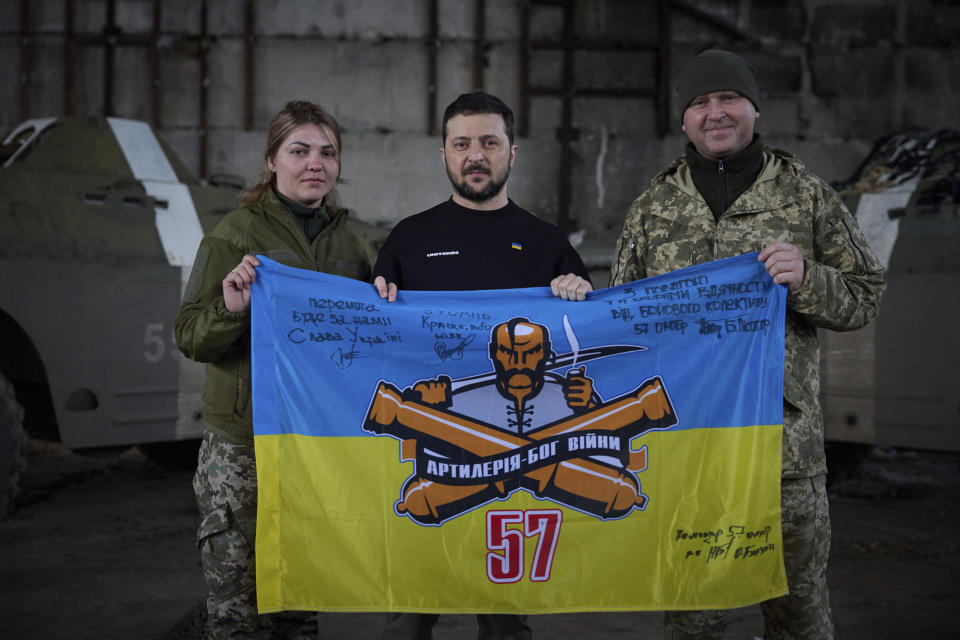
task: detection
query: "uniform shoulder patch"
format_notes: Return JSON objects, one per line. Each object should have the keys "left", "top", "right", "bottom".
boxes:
{"left": 182, "top": 245, "right": 210, "bottom": 304}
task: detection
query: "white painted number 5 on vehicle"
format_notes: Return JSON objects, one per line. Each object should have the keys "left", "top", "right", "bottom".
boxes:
{"left": 143, "top": 323, "right": 166, "bottom": 362}
{"left": 143, "top": 323, "right": 178, "bottom": 362}
{"left": 485, "top": 509, "right": 562, "bottom": 584}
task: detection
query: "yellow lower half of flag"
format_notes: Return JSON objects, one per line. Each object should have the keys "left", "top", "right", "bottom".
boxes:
{"left": 255, "top": 425, "right": 787, "bottom": 613}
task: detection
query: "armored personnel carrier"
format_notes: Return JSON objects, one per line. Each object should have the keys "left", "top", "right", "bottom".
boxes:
{"left": 0, "top": 116, "right": 242, "bottom": 514}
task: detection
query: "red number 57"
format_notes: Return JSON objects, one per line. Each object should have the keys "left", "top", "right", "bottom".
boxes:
{"left": 486, "top": 509, "right": 562, "bottom": 584}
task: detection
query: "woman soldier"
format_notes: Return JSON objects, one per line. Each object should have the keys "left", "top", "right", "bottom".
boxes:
{"left": 175, "top": 100, "right": 375, "bottom": 638}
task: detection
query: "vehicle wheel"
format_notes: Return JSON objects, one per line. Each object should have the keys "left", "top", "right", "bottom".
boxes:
{"left": 0, "top": 372, "right": 28, "bottom": 518}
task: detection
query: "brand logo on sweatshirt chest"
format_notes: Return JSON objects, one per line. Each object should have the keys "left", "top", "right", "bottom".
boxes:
{"left": 426, "top": 250, "right": 460, "bottom": 257}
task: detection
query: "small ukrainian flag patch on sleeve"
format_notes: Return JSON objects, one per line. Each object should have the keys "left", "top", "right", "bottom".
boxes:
{"left": 511, "top": 242, "right": 523, "bottom": 251}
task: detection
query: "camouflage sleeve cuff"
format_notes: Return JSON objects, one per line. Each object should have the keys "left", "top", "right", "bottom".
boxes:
{"left": 787, "top": 258, "right": 882, "bottom": 330}
{"left": 785, "top": 257, "right": 822, "bottom": 313}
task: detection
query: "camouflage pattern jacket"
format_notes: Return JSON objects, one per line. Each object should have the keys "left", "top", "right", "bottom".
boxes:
{"left": 610, "top": 146, "right": 885, "bottom": 478}
{"left": 175, "top": 189, "right": 375, "bottom": 444}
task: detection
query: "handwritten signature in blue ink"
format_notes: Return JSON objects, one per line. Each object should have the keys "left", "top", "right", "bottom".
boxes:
{"left": 434, "top": 334, "right": 476, "bottom": 362}
{"left": 331, "top": 345, "right": 364, "bottom": 369}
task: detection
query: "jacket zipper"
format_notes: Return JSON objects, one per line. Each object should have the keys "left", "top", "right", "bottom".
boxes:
{"left": 715, "top": 160, "right": 726, "bottom": 262}
{"left": 311, "top": 210, "right": 344, "bottom": 271}
{"left": 718, "top": 160, "right": 727, "bottom": 214}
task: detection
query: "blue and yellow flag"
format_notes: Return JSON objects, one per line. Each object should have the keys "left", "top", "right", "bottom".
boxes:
{"left": 251, "top": 252, "right": 788, "bottom": 614}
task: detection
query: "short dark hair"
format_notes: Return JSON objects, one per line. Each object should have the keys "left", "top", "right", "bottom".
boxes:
{"left": 441, "top": 91, "right": 515, "bottom": 145}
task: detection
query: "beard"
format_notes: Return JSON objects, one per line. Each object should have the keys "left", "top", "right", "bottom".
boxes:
{"left": 446, "top": 161, "right": 511, "bottom": 203}
{"left": 492, "top": 360, "right": 546, "bottom": 408}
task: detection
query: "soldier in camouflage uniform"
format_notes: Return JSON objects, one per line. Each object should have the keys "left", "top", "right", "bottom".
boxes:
{"left": 176, "top": 101, "right": 375, "bottom": 639}
{"left": 610, "top": 50, "right": 885, "bottom": 640}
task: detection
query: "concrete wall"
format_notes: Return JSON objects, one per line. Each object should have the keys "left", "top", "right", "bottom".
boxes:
{"left": 3, "top": 0, "right": 959, "bottom": 267}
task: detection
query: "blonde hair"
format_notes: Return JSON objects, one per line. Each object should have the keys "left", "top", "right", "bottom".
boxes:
{"left": 238, "top": 100, "right": 345, "bottom": 209}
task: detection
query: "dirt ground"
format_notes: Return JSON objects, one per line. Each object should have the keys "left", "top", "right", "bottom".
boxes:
{"left": 0, "top": 439, "right": 957, "bottom": 640}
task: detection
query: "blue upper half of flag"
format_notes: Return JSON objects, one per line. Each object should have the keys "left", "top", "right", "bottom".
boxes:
{"left": 252, "top": 253, "right": 786, "bottom": 438}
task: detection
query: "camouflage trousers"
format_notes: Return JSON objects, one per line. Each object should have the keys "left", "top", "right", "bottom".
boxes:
{"left": 664, "top": 475, "right": 834, "bottom": 640}
{"left": 194, "top": 431, "right": 319, "bottom": 639}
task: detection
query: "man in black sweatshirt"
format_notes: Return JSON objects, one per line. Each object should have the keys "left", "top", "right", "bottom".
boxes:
{"left": 373, "top": 92, "right": 592, "bottom": 640}
{"left": 373, "top": 91, "right": 591, "bottom": 302}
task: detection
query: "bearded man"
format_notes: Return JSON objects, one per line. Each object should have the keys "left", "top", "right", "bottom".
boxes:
{"left": 373, "top": 91, "right": 591, "bottom": 302}
{"left": 373, "top": 91, "right": 594, "bottom": 640}
{"left": 410, "top": 318, "right": 598, "bottom": 434}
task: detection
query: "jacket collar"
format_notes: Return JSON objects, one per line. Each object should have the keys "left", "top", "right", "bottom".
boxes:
{"left": 655, "top": 143, "right": 808, "bottom": 213}
{"left": 259, "top": 187, "right": 349, "bottom": 228}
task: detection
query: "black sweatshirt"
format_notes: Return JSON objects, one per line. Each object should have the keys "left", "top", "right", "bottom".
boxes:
{"left": 374, "top": 198, "right": 590, "bottom": 291}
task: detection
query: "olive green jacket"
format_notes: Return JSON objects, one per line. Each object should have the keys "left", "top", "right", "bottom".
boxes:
{"left": 610, "top": 146, "right": 885, "bottom": 478}
{"left": 174, "top": 189, "right": 375, "bottom": 444}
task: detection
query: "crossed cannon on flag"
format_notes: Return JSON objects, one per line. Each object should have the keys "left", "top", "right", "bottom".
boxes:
{"left": 363, "top": 316, "right": 678, "bottom": 524}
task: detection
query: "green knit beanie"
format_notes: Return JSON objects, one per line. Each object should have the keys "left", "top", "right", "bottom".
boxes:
{"left": 676, "top": 49, "right": 760, "bottom": 114}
